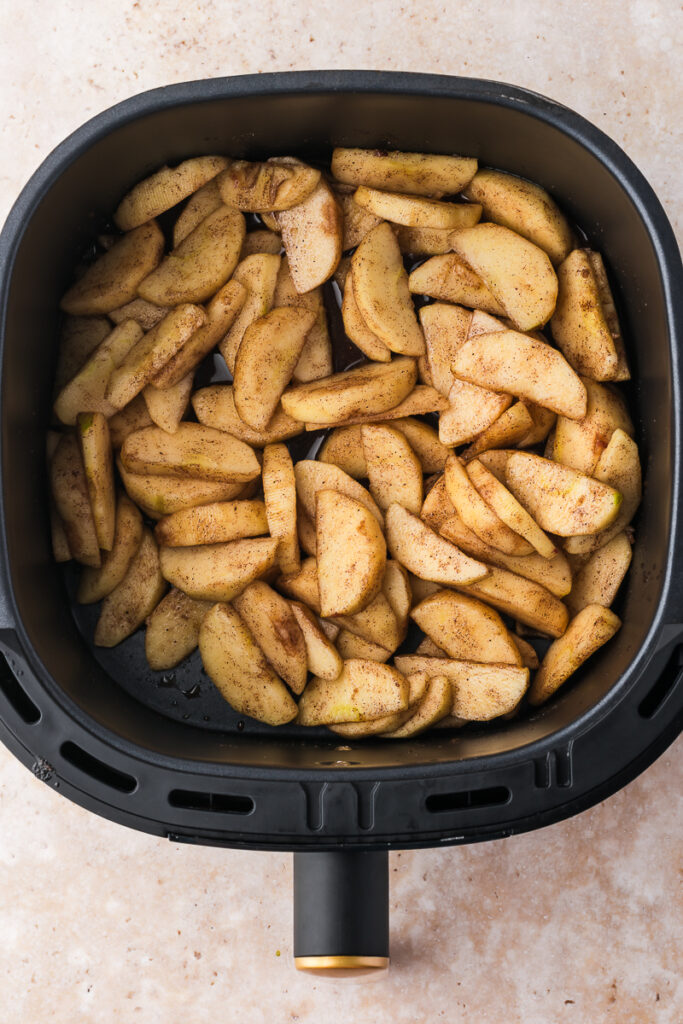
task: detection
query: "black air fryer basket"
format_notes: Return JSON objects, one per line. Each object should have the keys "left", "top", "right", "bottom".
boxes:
{"left": 0, "top": 72, "right": 681, "bottom": 971}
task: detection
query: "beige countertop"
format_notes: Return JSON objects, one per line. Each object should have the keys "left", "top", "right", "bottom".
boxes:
{"left": 0, "top": 2, "right": 681, "bottom": 1021}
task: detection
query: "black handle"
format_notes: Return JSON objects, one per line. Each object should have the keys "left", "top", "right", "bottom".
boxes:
{"left": 293, "top": 850, "right": 390, "bottom": 973}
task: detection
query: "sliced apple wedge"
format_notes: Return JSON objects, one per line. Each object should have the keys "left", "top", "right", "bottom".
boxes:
{"left": 529, "top": 604, "right": 621, "bottom": 705}
{"left": 233, "top": 582, "right": 307, "bottom": 694}
{"left": 143, "top": 373, "right": 193, "bottom": 434}
{"left": 408, "top": 254, "right": 506, "bottom": 315}
{"left": 114, "top": 155, "right": 228, "bottom": 230}
{"left": 444, "top": 454, "right": 533, "bottom": 556}
{"left": 551, "top": 249, "right": 629, "bottom": 381}
{"left": 173, "top": 179, "right": 223, "bottom": 246}
{"left": 550, "top": 378, "right": 634, "bottom": 476}
{"left": 352, "top": 222, "right": 425, "bottom": 356}
{"left": 61, "top": 222, "right": 164, "bottom": 315}
{"left": 297, "top": 659, "right": 409, "bottom": 726}
{"left": 419, "top": 302, "right": 473, "bottom": 396}
{"left": 281, "top": 357, "right": 417, "bottom": 424}
{"left": 153, "top": 499, "right": 268, "bottom": 547}
{"left": 461, "top": 402, "right": 535, "bottom": 461}
{"left": 420, "top": 474, "right": 456, "bottom": 531}
{"left": 302, "top": 384, "right": 448, "bottom": 430}
{"left": 393, "top": 656, "right": 530, "bottom": 721}
{"left": 94, "top": 529, "right": 166, "bottom": 646}
{"left": 218, "top": 253, "right": 281, "bottom": 373}
{"left": 199, "top": 603, "right": 298, "bottom": 726}
{"left": 385, "top": 503, "right": 489, "bottom": 586}
{"left": 451, "top": 330, "right": 586, "bottom": 420}
{"left": 289, "top": 601, "right": 343, "bottom": 681}
{"left": 117, "top": 458, "right": 245, "bottom": 517}
{"left": 192, "top": 385, "right": 303, "bottom": 447}
{"left": 329, "top": 592, "right": 402, "bottom": 652}
{"left": 462, "top": 169, "right": 574, "bottom": 266}
{"left": 361, "top": 424, "right": 423, "bottom": 515}
{"left": 145, "top": 589, "right": 212, "bottom": 671}
{"left": 354, "top": 186, "right": 481, "bottom": 230}
{"left": 334, "top": 184, "right": 382, "bottom": 249}
{"left": 396, "top": 225, "right": 468, "bottom": 256}
{"left": 233, "top": 306, "right": 315, "bottom": 430}
{"left": 454, "top": 565, "right": 569, "bottom": 637}
{"left": 160, "top": 538, "right": 278, "bottom": 601}
{"left": 331, "top": 148, "right": 477, "bottom": 198}
{"left": 316, "top": 490, "right": 386, "bottom": 617}
{"left": 276, "top": 179, "right": 342, "bottom": 293}
{"left": 466, "top": 458, "right": 557, "bottom": 559}
{"left": 262, "top": 443, "right": 300, "bottom": 576}
{"left": 450, "top": 223, "right": 558, "bottom": 330}
{"left": 439, "top": 512, "right": 572, "bottom": 598}
{"left": 505, "top": 451, "right": 622, "bottom": 536}
{"left": 138, "top": 205, "right": 245, "bottom": 305}
{"left": 276, "top": 556, "right": 321, "bottom": 613}
{"left": 55, "top": 319, "right": 144, "bottom": 425}
{"left": 564, "top": 429, "right": 641, "bottom": 555}
{"left": 566, "top": 532, "right": 632, "bottom": 616}
{"left": 411, "top": 589, "right": 521, "bottom": 665}
{"left": 341, "top": 273, "right": 392, "bottom": 362}
{"left": 121, "top": 423, "right": 261, "bottom": 483}
{"left": 216, "top": 157, "right": 320, "bottom": 212}
{"left": 77, "top": 412, "right": 116, "bottom": 551}
{"left": 439, "top": 379, "right": 513, "bottom": 447}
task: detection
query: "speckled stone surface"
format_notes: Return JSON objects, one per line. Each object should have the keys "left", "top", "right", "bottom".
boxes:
{"left": 0, "top": 2, "right": 681, "bottom": 1021}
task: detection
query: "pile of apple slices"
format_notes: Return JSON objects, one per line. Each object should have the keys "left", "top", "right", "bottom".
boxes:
{"left": 49, "top": 146, "right": 640, "bottom": 737}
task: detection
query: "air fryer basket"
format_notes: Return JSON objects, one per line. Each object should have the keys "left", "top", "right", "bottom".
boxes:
{"left": 0, "top": 73, "right": 681, "bottom": 968}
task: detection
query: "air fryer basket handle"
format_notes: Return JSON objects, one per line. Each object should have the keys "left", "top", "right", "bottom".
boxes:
{"left": 293, "top": 850, "right": 389, "bottom": 973}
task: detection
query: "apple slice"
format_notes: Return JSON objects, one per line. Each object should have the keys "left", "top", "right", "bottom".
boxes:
{"left": 419, "top": 302, "right": 473, "bottom": 396}
{"left": 361, "top": 424, "right": 423, "bottom": 515}
{"left": 439, "top": 379, "right": 513, "bottom": 447}
{"left": 411, "top": 589, "right": 521, "bottom": 665}
{"left": 461, "top": 403, "right": 535, "bottom": 462}
{"left": 529, "top": 604, "right": 621, "bottom": 705}
{"left": 341, "top": 273, "right": 392, "bottom": 362}
{"left": 466, "top": 458, "right": 556, "bottom": 559}
{"left": 276, "top": 179, "right": 343, "bottom": 293}
{"left": 566, "top": 532, "right": 632, "bottom": 616}
{"left": 451, "top": 330, "right": 587, "bottom": 420}
{"left": 385, "top": 503, "right": 488, "bottom": 586}
{"left": 393, "top": 656, "right": 530, "bottom": 721}
{"left": 454, "top": 565, "right": 569, "bottom": 637}
{"left": 551, "top": 249, "right": 630, "bottom": 381}
{"left": 462, "top": 169, "right": 573, "bottom": 266}
{"left": 121, "top": 423, "right": 260, "bottom": 483}
{"left": 564, "top": 429, "right": 641, "bottom": 555}
{"left": 330, "top": 148, "right": 477, "bottom": 198}
{"left": 408, "top": 254, "right": 506, "bottom": 315}
{"left": 316, "top": 490, "right": 386, "bottom": 617}
{"left": 199, "top": 603, "right": 298, "bottom": 726}
{"left": 281, "top": 357, "right": 417, "bottom": 424}
{"left": 297, "top": 659, "right": 409, "bottom": 726}
{"left": 382, "top": 676, "right": 452, "bottom": 737}
{"left": 233, "top": 306, "right": 315, "bottom": 430}
{"left": 505, "top": 451, "right": 622, "bottom": 536}
{"left": 353, "top": 186, "right": 482, "bottom": 230}
{"left": 550, "top": 378, "right": 634, "bottom": 476}
{"left": 302, "top": 384, "right": 447, "bottom": 430}
{"left": 420, "top": 475, "right": 456, "bottom": 531}
{"left": 273, "top": 257, "right": 333, "bottom": 383}
{"left": 160, "top": 538, "right": 278, "bottom": 602}
{"left": 352, "top": 222, "right": 425, "bottom": 356}
{"left": 445, "top": 455, "right": 533, "bottom": 556}
{"left": 450, "top": 223, "right": 558, "bottom": 330}
{"left": 192, "top": 385, "right": 302, "bottom": 447}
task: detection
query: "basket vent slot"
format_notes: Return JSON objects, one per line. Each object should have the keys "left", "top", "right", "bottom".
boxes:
{"left": 60, "top": 741, "right": 136, "bottom": 793}
{"left": 639, "top": 643, "right": 683, "bottom": 719}
{"left": 426, "top": 785, "right": 510, "bottom": 813}
{"left": 0, "top": 651, "right": 40, "bottom": 724}
{"left": 168, "top": 789, "right": 254, "bottom": 815}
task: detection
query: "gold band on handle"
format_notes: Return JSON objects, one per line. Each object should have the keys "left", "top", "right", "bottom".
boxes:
{"left": 295, "top": 955, "right": 389, "bottom": 974}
